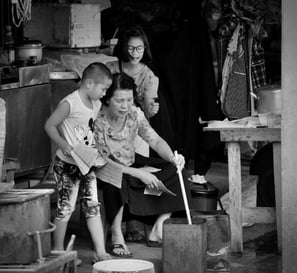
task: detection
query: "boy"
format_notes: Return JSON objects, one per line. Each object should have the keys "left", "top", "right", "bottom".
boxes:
{"left": 45, "top": 62, "right": 112, "bottom": 264}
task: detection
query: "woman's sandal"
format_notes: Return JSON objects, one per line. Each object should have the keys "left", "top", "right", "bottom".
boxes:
{"left": 144, "top": 224, "right": 162, "bottom": 248}
{"left": 109, "top": 244, "right": 133, "bottom": 258}
{"left": 125, "top": 230, "right": 144, "bottom": 242}
{"left": 92, "top": 252, "right": 112, "bottom": 264}
{"left": 146, "top": 240, "right": 162, "bottom": 248}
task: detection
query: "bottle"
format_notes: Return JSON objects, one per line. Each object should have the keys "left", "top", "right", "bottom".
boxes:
{"left": 65, "top": 234, "right": 76, "bottom": 251}
{"left": 4, "top": 25, "right": 15, "bottom": 64}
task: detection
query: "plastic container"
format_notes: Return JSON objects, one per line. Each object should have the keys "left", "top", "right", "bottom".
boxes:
{"left": 193, "top": 213, "right": 231, "bottom": 271}
{"left": 190, "top": 182, "right": 219, "bottom": 211}
{"left": 93, "top": 259, "right": 155, "bottom": 273}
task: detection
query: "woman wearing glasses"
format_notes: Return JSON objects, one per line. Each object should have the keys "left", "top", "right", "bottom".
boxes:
{"left": 106, "top": 25, "right": 159, "bottom": 120}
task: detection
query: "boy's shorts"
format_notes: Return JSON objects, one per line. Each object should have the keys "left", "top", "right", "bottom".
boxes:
{"left": 53, "top": 156, "right": 101, "bottom": 221}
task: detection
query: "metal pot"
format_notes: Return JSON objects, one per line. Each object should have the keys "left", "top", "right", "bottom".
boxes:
{"left": 15, "top": 40, "right": 43, "bottom": 65}
{"left": 255, "top": 85, "right": 281, "bottom": 114}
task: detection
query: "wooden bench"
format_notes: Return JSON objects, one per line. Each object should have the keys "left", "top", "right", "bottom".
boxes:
{"left": 0, "top": 250, "right": 77, "bottom": 273}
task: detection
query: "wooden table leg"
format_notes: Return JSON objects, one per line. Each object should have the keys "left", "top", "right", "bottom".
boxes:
{"left": 227, "top": 142, "right": 243, "bottom": 253}
{"left": 273, "top": 141, "right": 282, "bottom": 253}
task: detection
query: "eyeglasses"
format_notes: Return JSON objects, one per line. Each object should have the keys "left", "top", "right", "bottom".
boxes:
{"left": 127, "top": 45, "right": 145, "bottom": 53}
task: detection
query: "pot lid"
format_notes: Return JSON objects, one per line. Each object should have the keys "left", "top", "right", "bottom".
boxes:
{"left": 0, "top": 189, "right": 54, "bottom": 204}
{"left": 256, "top": 85, "right": 281, "bottom": 92}
{"left": 16, "top": 39, "right": 43, "bottom": 48}
{"left": 190, "top": 182, "right": 219, "bottom": 197}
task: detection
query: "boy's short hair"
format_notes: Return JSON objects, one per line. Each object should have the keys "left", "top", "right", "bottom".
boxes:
{"left": 81, "top": 62, "right": 112, "bottom": 84}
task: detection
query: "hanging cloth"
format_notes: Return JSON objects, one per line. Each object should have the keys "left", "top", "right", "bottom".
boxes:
{"left": 220, "top": 23, "right": 250, "bottom": 119}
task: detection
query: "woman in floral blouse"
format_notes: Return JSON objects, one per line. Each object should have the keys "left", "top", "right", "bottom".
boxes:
{"left": 106, "top": 25, "right": 177, "bottom": 242}
{"left": 94, "top": 73, "right": 191, "bottom": 258}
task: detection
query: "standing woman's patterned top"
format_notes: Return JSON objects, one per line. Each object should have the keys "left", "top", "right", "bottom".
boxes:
{"left": 93, "top": 105, "right": 159, "bottom": 166}
{"left": 106, "top": 60, "right": 159, "bottom": 110}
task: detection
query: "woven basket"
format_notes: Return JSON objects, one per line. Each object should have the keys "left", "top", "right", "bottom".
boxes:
{"left": 0, "top": 98, "right": 6, "bottom": 183}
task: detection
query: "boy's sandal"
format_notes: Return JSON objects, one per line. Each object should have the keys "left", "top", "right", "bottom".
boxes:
{"left": 109, "top": 244, "right": 133, "bottom": 258}
{"left": 125, "top": 230, "right": 144, "bottom": 242}
{"left": 76, "top": 258, "right": 82, "bottom": 266}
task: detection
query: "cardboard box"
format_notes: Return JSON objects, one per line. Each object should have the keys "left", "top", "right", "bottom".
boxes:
{"left": 24, "top": 4, "right": 101, "bottom": 48}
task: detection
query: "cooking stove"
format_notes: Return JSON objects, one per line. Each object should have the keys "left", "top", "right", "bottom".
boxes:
{"left": 0, "top": 63, "right": 50, "bottom": 90}
{"left": 0, "top": 65, "right": 19, "bottom": 90}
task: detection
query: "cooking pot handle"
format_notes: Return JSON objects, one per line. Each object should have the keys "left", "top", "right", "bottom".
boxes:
{"left": 27, "top": 222, "right": 56, "bottom": 263}
{"left": 202, "top": 183, "right": 209, "bottom": 190}
{"left": 250, "top": 91, "right": 258, "bottom": 100}
{"left": 27, "top": 221, "right": 56, "bottom": 236}
{"left": 217, "top": 198, "right": 227, "bottom": 213}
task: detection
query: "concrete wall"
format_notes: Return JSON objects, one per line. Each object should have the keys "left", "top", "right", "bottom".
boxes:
{"left": 282, "top": 0, "right": 297, "bottom": 271}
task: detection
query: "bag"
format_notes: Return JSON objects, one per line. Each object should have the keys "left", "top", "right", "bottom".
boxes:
{"left": 221, "top": 40, "right": 250, "bottom": 119}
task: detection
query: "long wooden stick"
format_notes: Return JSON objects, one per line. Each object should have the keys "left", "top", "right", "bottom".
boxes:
{"left": 175, "top": 151, "right": 192, "bottom": 225}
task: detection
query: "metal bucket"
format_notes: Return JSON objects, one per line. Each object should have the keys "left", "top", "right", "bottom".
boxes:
{"left": 0, "top": 189, "right": 54, "bottom": 264}
{"left": 163, "top": 218, "right": 207, "bottom": 273}
{"left": 255, "top": 85, "right": 281, "bottom": 114}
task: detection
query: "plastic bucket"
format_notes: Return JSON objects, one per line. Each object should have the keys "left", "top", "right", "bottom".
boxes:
{"left": 193, "top": 213, "right": 231, "bottom": 271}
{"left": 93, "top": 259, "right": 155, "bottom": 273}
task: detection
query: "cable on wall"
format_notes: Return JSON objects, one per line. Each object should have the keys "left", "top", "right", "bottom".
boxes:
{"left": 11, "top": 0, "right": 32, "bottom": 27}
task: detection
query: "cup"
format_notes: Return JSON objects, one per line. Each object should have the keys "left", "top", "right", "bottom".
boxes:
{"left": 108, "top": 38, "right": 118, "bottom": 56}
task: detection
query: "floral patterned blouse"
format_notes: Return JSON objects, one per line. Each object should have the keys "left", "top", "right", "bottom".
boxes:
{"left": 94, "top": 105, "right": 159, "bottom": 166}
{"left": 105, "top": 60, "right": 159, "bottom": 110}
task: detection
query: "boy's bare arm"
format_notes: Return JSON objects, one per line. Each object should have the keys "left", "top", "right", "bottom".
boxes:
{"left": 45, "top": 101, "right": 72, "bottom": 155}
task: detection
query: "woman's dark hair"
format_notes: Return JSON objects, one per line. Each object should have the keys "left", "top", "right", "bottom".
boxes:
{"left": 101, "top": 72, "right": 138, "bottom": 106}
{"left": 113, "top": 25, "right": 153, "bottom": 64}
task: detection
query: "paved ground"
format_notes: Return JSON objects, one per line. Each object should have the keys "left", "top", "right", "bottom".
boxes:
{"left": 68, "top": 161, "right": 280, "bottom": 273}
{"left": 15, "top": 159, "right": 281, "bottom": 272}
{"left": 69, "top": 222, "right": 279, "bottom": 273}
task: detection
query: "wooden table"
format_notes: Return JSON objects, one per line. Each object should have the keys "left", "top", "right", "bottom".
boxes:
{"left": 204, "top": 127, "right": 281, "bottom": 253}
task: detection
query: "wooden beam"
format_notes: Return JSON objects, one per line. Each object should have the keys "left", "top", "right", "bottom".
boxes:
{"left": 282, "top": 0, "right": 297, "bottom": 270}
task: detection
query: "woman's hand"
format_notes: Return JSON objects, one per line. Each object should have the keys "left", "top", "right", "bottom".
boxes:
{"left": 145, "top": 99, "right": 159, "bottom": 118}
{"left": 170, "top": 152, "right": 185, "bottom": 170}
{"left": 137, "top": 169, "right": 161, "bottom": 190}
{"left": 62, "top": 144, "right": 73, "bottom": 157}
{"left": 148, "top": 101, "right": 160, "bottom": 117}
